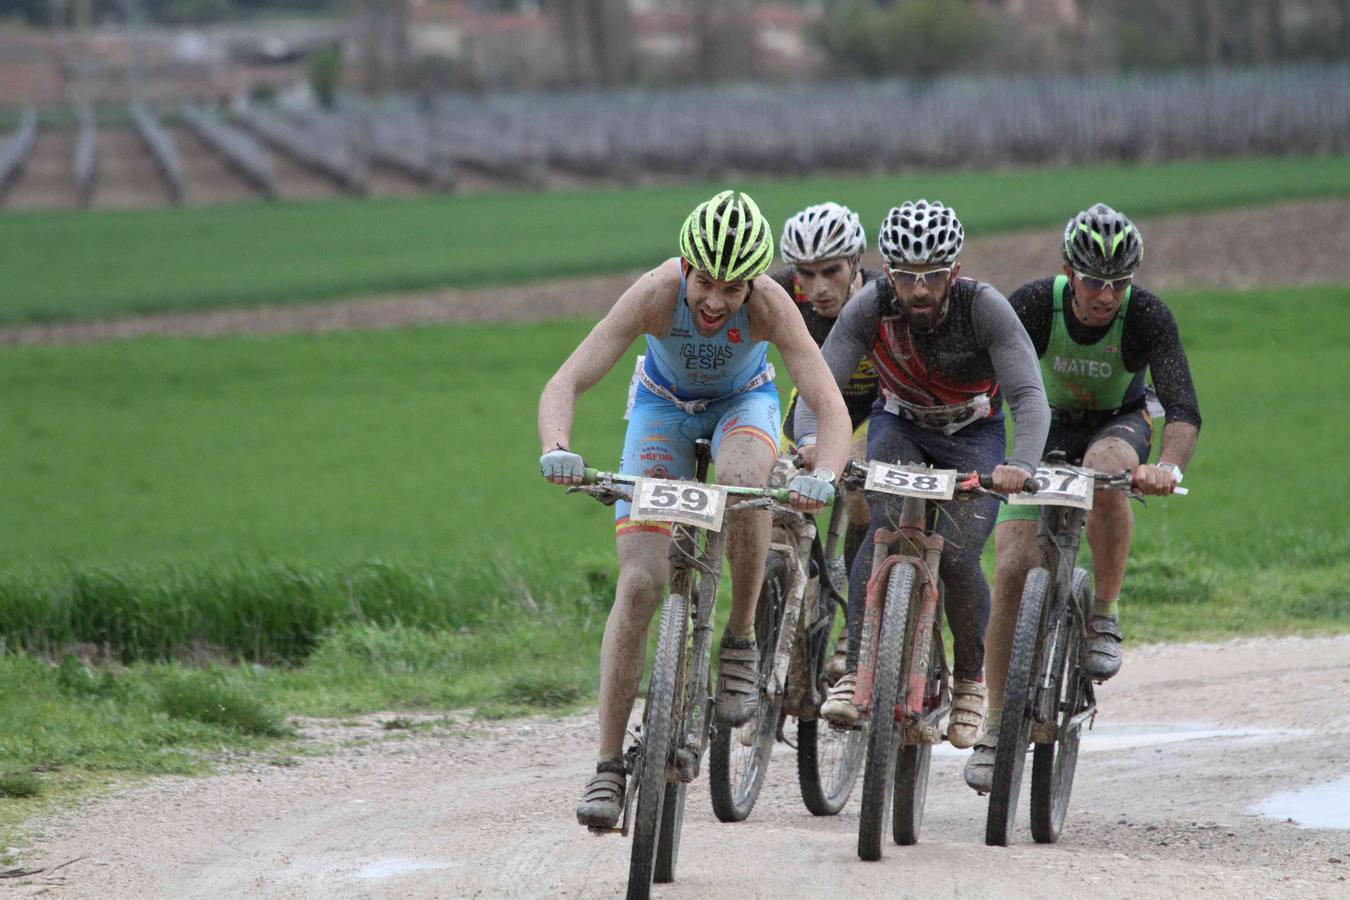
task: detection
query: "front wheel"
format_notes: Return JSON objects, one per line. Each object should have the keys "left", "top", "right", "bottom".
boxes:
{"left": 797, "top": 598, "right": 864, "bottom": 815}
{"left": 628, "top": 593, "right": 687, "bottom": 900}
{"left": 857, "top": 563, "right": 916, "bottom": 862}
{"left": 985, "top": 567, "right": 1049, "bottom": 847}
{"left": 1030, "top": 567, "right": 1093, "bottom": 844}
{"left": 709, "top": 553, "right": 788, "bottom": 822}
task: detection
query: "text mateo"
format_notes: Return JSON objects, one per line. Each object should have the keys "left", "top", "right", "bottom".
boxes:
{"left": 1052, "top": 355, "right": 1114, "bottom": 378}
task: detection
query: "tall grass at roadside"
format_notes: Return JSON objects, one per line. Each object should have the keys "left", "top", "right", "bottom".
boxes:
{"left": 0, "top": 556, "right": 614, "bottom": 664}
{"left": 2, "top": 154, "right": 1348, "bottom": 323}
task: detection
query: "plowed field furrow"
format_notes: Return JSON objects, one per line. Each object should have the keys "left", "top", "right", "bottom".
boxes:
{"left": 93, "top": 126, "right": 173, "bottom": 210}
{"left": 265, "top": 145, "right": 345, "bottom": 201}
{"left": 172, "top": 126, "right": 265, "bottom": 206}
{"left": 1, "top": 128, "right": 78, "bottom": 211}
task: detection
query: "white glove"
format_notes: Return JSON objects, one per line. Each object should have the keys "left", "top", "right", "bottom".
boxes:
{"left": 788, "top": 472, "right": 835, "bottom": 506}
{"left": 540, "top": 448, "right": 584, "bottom": 482}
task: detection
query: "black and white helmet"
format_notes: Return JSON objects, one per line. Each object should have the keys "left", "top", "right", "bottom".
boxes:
{"left": 780, "top": 202, "right": 867, "bottom": 264}
{"left": 878, "top": 200, "right": 965, "bottom": 266}
{"left": 1062, "top": 203, "right": 1143, "bottom": 279}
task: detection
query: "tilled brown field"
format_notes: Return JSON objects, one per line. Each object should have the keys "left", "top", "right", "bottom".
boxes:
{"left": 2, "top": 198, "right": 1346, "bottom": 348}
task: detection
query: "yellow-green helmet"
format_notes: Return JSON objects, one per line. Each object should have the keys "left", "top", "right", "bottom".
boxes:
{"left": 678, "top": 190, "right": 774, "bottom": 283}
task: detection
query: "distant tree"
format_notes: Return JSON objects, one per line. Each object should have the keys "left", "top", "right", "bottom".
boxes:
{"left": 814, "top": 0, "right": 996, "bottom": 79}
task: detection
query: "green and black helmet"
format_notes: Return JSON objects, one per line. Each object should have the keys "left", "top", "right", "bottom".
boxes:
{"left": 1062, "top": 203, "right": 1143, "bottom": 279}
{"left": 679, "top": 190, "right": 774, "bottom": 283}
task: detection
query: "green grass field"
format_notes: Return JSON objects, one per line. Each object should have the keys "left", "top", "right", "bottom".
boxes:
{"left": 2, "top": 154, "right": 1348, "bottom": 324}
{"left": 3, "top": 283, "right": 1346, "bottom": 646}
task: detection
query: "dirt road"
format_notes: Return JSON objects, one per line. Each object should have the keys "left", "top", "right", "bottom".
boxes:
{"left": 10, "top": 635, "right": 1349, "bottom": 898}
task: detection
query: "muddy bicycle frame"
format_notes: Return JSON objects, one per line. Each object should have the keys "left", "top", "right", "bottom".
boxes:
{"left": 853, "top": 478, "right": 951, "bottom": 740}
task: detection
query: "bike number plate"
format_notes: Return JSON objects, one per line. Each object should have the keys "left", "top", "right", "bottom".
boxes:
{"left": 864, "top": 462, "right": 957, "bottom": 500}
{"left": 631, "top": 478, "right": 729, "bottom": 531}
{"left": 1007, "top": 466, "right": 1094, "bottom": 510}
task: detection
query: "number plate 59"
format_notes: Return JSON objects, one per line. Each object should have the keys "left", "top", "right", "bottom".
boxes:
{"left": 864, "top": 462, "right": 957, "bottom": 500}
{"left": 1007, "top": 466, "right": 1094, "bottom": 510}
{"left": 631, "top": 478, "right": 729, "bottom": 531}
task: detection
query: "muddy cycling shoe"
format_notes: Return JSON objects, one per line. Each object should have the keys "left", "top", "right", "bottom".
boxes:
{"left": 821, "top": 670, "right": 861, "bottom": 727}
{"left": 947, "top": 679, "right": 987, "bottom": 749}
{"left": 715, "top": 633, "right": 760, "bottom": 726}
{"left": 1084, "top": 615, "right": 1124, "bottom": 680}
{"left": 576, "top": 759, "right": 627, "bottom": 829}
{"left": 824, "top": 633, "right": 849, "bottom": 683}
{"left": 963, "top": 728, "right": 999, "bottom": 793}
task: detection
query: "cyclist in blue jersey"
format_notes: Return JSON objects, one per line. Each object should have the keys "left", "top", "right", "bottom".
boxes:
{"left": 538, "top": 190, "right": 853, "bottom": 829}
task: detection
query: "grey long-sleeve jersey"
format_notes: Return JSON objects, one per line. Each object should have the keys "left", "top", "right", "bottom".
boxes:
{"left": 794, "top": 277, "right": 1050, "bottom": 473}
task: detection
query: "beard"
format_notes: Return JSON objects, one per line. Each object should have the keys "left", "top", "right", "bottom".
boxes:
{"left": 899, "top": 288, "right": 951, "bottom": 333}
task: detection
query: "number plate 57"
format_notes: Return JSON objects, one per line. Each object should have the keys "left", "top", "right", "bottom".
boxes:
{"left": 631, "top": 478, "right": 729, "bottom": 531}
{"left": 1007, "top": 466, "right": 1094, "bottom": 510}
{"left": 864, "top": 462, "right": 957, "bottom": 499}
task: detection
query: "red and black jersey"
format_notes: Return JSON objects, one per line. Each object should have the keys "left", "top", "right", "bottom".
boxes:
{"left": 870, "top": 278, "right": 1000, "bottom": 409}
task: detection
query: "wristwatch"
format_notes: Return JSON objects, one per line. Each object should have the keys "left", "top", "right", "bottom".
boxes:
{"left": 813, "top": 467, "right": 837, "bottom": 487}
{"left": 1157, "top": 462, "right": 1183, "bottom": 484}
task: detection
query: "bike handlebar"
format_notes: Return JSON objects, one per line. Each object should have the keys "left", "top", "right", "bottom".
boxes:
{"left": 577, "top": 467, "right": 796, "bottom": 506}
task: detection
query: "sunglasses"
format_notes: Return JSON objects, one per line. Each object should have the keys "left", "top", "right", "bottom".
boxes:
{"left": 1073, "top": 270, "right": 1132, "bottom": 292}
{"left": 886, "top": 266, "right": 954, "bottom": 289}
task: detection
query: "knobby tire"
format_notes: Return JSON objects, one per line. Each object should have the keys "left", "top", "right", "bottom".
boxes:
{"left": 709, "top": 554, "right": 788, "bottom": 822}
{"left": 985, "top": 567, "right": 1049, "bottom": 847}
{"left": 893, "top": 615, "right": 940, "bottom": 846}
{"left": 797, "top": 597, "right": 864, "bottom": 816}
{"left": 857, "top": 563, "right": 916, "bottom": 862}
{"left": 627, "top": 593, "right": 687, "bottom": 900}
{"left": 1030, "top": 567, "right": 1092, "bottom": 843}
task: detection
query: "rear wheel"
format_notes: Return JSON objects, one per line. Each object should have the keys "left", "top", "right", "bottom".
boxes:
{"left": 709, "top": 553, "right": 788, "bottom": 822}
{"left": 653, "top": 782, "right": 686, "bottom": 882}
{"left": 893, "top": 615, "right": 940, "bottom": 845}
{"left": 857, "top": 563, "right": 916, "bottom": 861}
{"left": 797, "top": 599, "right": 864, "bottom": 815}
{"left": 985, "top": 567, "right": 1049, "bottom": 847}
{"left": 627, "top": 594, "right": 687, "bottom": 900}
{"left": 1030, "top": 567, "right": 1093, "bottom": 844}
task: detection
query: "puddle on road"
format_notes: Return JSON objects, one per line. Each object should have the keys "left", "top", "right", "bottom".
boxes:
{"left": 1254, "top": 776, "right": 1350, "bottom": 829}
{"left": 930, "top": 722, "right": 1306, "bottom": 758}
{"left": 356, "top": 857, "right": 452, "bottom": 880}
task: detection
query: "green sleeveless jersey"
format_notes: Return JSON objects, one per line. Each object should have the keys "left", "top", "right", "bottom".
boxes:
{"left": 1041, "top": 275, "right": 1136, "bottom": 411}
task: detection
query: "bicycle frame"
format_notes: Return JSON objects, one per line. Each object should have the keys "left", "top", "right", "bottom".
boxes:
{"left": 854, "top": 492, "right": 950, "bottom": 737}
{"left": 1027, "top": 503, "right": 1097, "bottom": 743}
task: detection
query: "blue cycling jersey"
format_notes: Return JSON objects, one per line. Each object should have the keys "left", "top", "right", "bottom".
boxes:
{"left": 640, "top": 269, "right": 769, "bottom": 400}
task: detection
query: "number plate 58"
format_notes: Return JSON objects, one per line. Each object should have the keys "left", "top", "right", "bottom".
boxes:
{"left": 631, "top": 478, "right": 729, "bottom": 531}
{"left": 1006, "top": 466, "right": 1094, "bottom": 510}
{"left": 864, "top": 462, "right": 957, "bottom": 499}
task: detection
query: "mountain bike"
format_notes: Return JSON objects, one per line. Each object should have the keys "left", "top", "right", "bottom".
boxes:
{"left": 707, "top": 456, "right": 865, "bottom": 822}
{"left": 850, "top": 462, "right": 1034, "bottom": 861}
{"left": 984, "top": 457, "right": 1188, "bottom": 847}
{"left": 565, "top": 441, "right": 795, "bottom": 900}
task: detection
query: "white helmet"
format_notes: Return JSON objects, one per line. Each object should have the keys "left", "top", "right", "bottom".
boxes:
{"left": 780, "top": 202, "right": 866, "bottom": 265}
{"left": 878, "top": 200, "right": 965, "bottom": 266}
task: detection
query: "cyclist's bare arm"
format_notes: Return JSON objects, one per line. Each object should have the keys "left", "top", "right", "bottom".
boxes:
{"left": 748, "top": 277, "right": 851, "bottom": 478}
{"left": 538, "top": 262, "right": 678, "bottom": 459}
{"left": 1135, "top": 421, "right": 1198, "bottom": 495}
{"left": 786, "top": 280, "right": 874, "bottom": 470}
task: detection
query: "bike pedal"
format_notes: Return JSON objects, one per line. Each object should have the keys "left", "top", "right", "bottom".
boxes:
{"left": 587, "top": 825, "right": 621, "bottom": 837}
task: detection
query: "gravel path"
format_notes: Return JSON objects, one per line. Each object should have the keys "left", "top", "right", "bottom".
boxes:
{"left": 3, "top": 198, "right": 1347, "bottom": 348}
{"left": 8, "top": 636, "right": 1350, "bottom": 898}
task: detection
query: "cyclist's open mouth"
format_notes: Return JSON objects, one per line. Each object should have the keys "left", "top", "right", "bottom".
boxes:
{"left": 698, "top": 308, "right": 726, "bottom": 330}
